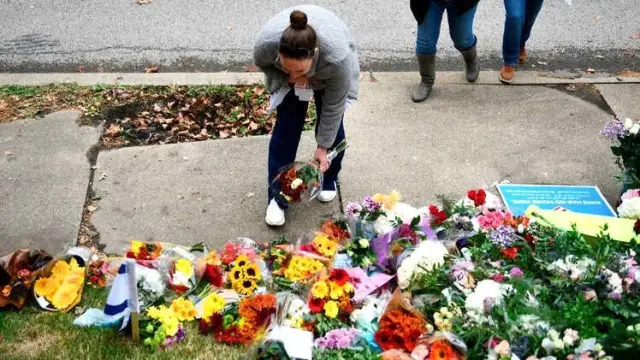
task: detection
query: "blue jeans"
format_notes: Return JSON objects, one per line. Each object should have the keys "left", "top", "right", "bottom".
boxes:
{"left": 267, "top": 89, "right": 345, "bottom": 204}
{"left": 416, "top": 1, "right": 478, "bottom": 55}
{"left": 502, "top": 0, "right": 544, "bottom": 66}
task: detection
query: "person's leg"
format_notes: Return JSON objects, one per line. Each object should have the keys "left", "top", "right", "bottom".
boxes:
{"left": 413, "top": 1, "right": 445, "bottom": 102}
{"left": 447, "top": 4, "right": 479, "bottom": 82}
{"left": 314, "top": 91, "right": 345, "bottom": 192}
{"left": 500, "top": 0, "right": 526, "bottom": 83}
{"left": 521, "top": 0, "right": 544, "bottom": 47}
{"left": 267, "top": 89, "right": 308, "bottom": 206}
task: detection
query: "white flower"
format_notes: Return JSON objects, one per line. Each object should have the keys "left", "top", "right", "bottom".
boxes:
{"left": 548, "top": 329, "right": 560, "bottom": 341}
{"left": 290, "top": 178, "right": 303, "bottom": 190}
{"left": 464, "top": 279, "right": 512, "bottom": 313}
{"left": 630, "top": 123, "right": 640, "bottom": 135}
{"left": 563, "top": 329, "right": 580, "bottom": 346}
{"left": 517, "top": 224, "right": 525, "bottom": 234}
{"left": 617, "top": 197, "right": 640, "bottom": 219}
{"left": 358, "top": 238, "right": 369, "bottom": 248}
{"left": 547, "top": 256, "right": 595, "bottom": 281}
{"left": 574, "top": 338, "right": 598, "bottom": 353}
{"left": 552, "top": 339, "right": 564, "bottom": 350}
{"left": 541, "top": 338, "right": 554, "bottom": 354}
{"left": 172, "top": 272, "right": 191, "bottom": 287}
{"left": 624, "top": 118, "right": 634, "bottom": 130}
{"left": 397, "top": 240, "right": 448, "bottom": 289}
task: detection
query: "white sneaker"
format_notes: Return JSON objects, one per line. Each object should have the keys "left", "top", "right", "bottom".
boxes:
{"left": 265, "top": 199, "right": 285, "bottom": 226}
{"left": 318, "top": 182, "right": 337, "bottom": 203}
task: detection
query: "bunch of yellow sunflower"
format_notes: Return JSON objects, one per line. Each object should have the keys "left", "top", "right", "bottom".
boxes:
{"left": 283, "top": 255, "right": 326, "bottom": 282}
{"left": 34, "top": 258, "right": 85, "bottom": 311}
{"left": 227, "top": 255, "right": 261, "bottom": 296}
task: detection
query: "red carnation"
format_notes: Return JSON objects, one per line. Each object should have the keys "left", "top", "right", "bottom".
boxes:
{"left": 492, "top": 273, "right": 506, "bottom": 282}
{"left": 205, "top": 264, "right": 224, "bottom": 288}
{"left": 329, "top": 269, "right": 350, "bottom": 286}
{"left": 501, "top": 247, "right": 519, "bottom": 259}
{"left": 308, "top": 297, "right": 325, "bottom": 313}
{"left": 634, "top": 220, "right": 640, "bottom": 235}
{"left": 467, "top": 189, "right": 487, "bottom": 207}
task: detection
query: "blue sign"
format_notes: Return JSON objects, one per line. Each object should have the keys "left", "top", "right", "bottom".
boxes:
{"left": 496, "top": 184, "right": 616, "bottom": 217}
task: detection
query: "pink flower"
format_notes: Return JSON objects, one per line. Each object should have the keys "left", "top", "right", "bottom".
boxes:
{"left": 510, "top": 267, "right": 524, "bottom": 278}
{"left": 492, "top": 273, "right": 506, "bottom": 282}
{"left": 622, "top": 189, "right": 640, "bottom": 201}
{"left": 478, "top": 211, "right": 507, "bottom": 230}
{"left": 494, "top": 340, "right": 511, "bottom": 355}
{"left": 578, "top": 352, "right": 595, "bottom": 360}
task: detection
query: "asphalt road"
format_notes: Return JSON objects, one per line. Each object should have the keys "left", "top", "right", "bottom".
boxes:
{"left": 0, "top": 0, "right": 638, "bottom": 72}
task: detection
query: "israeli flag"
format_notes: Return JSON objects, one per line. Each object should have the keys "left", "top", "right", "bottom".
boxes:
{"left": 73, "top": 259, "right": 139, "bottom": 330}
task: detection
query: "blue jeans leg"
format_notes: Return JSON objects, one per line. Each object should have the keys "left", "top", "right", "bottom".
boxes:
{"left": 447, "top": 4, "right": 478, "bottom": 50}
{"left": 502, "top": 0, "right": 526, "bottom": 66}
{"left": 314, "top": 91, "right": 345, "bottom": 191}
{"left": 521, "top": 0, "right": 544, "bottom": 47}
{"left": 267, "top": 89, "right": 307, "bottom": 203}
{"left": 415, "top": 1, "right": 446, "bottom": 55}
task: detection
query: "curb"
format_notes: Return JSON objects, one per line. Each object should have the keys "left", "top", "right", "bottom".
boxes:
{"left": 0, "top": 71, "right": 638, "bottom": 87}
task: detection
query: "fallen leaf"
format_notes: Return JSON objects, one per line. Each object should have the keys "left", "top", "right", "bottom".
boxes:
{"left": 76, "top": 66, "right": 86, "bottom": 73}
{"left": 145, "top": 66, "right": 159, "bottom": 73}
{"left": 87, "top": 205, "right": 97, "bottom": 212}
{"left": 633, "top": 34, "right": 640, "bottom": 39}
{"left": 593, "top": 15, "right": 601, "bottom": 21}
{"left": 246, "top": 192, "right": 255, "bottom": 198}
{"left": 99, "top": 172, "right": 107, "bottom": 181}
{"left": 537, "top": 61, "right": 548, "bottom": 66}
{"left": 153, "top": 103, "right": 162, "bottom": 112}
{"left": 182, "top": 156, "right": 189, "bottom": 161}
{"left": 219, "top": 130, "right": 230, "bottom": 139}
{"left": 136, "top": 0, "right": 152, "bottom": 4}
{"left": 3, "top": 151, "right": 12, "bottom": 156}
{"left": 244, "top": 65, "right": 258, "bottom": 73}
{"left": 586, "top": 68, "right": 596, "bottom": 74}
{"left": 0, "top": 100, "right": 7, "bottom": 111}
{"left": 618, "top": 70, "right": 640, "bottom": 78}
{"left": 253, "top": 86, "right": 265, "bottom": 96}
{"left": 104, "top": 124, "right": 122, "bottom": 137}
{"left": 565, "top": 84, "right": 577, "bottom": 92}
{"left": 227, "top": 25, "right": 233, "bottom": 31}
{"left": 249, "top": 121, "right": 259, "bottom": 131}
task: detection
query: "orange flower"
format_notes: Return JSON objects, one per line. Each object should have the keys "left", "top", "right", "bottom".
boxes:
{"left": 428, "top": 339, "right": 457, "bottom": 360}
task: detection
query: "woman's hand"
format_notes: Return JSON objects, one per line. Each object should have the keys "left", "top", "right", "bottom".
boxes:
{"left": 314, "top": 146, "right": 329, "bottom": 172}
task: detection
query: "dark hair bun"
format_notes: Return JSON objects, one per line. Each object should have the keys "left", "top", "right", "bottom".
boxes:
{"left": 289, "top": 10, "right": 308, "bottom": 30}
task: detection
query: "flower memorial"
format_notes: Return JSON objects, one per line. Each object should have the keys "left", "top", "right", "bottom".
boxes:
{"left": 602, "top": 116, "right": 640, "bottom": 190}
{"left": 5, "top": 180, "right": 640, "bottom": 359}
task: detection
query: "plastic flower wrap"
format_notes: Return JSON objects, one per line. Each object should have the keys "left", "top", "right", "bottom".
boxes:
{"left": 0, "top": 248, "right": 52, "bottom": 309}
{"left": 33, "top": 255, "right": 86, "bottom": 312}
{"left": 135, "top": 263, "right": 166, "bottom": 309}
{"left": 269, "top": 140, "right": 347, "bottom": 209}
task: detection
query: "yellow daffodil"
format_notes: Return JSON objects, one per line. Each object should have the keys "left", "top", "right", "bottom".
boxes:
{"left": 329, "top": 281, "right": 345, "bottom": 300}
{"left": 175, "top": 258, "right": 194, "bottom": 277}
{"left": 170, "top": 297, "right": 197, "bottom": 321}
{"left": 203, "top": 293, "right": 225, "bottom": 321}
{"left": 311, "top": 280, "right": 329, "bottom": 299}
{"left": 324, "top": 300, "right": 339, "bottom": 319}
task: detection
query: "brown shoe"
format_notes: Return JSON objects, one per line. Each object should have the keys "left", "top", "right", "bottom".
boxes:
{"left": 499, "top": 65, "right": 515, "bottom": 84}
{"left": 518, "top": 47, "right": 527, "bottom": 64}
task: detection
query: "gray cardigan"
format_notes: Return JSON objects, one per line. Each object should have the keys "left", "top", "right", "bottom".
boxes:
{"left": 253, "top": 5, "right": 360, "bottom": 149}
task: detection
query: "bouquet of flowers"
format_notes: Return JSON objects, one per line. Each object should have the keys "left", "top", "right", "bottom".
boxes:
{"left": 602, "top": 117, "right": 640, "bottom": 190}
{"left": 226, "top": 254, "right": 263, "bottom": 296}
{"left": 33, "top": 255, "right": 86, "bottom": 312}
{"left": 141, "top": 301, "right": 190, "bottom": 350}
{"left": 0, "top": 249, "right": 51, "bottom": 309}
{"left": 307, "top": 269, "right": 356, "bottom": 326}
{"left": 396, "top": 240, "right": 449, "bottom": 290}
{"left": 135, "top": 264, "right": 166, "bottom": 309}
{"left": 125, "top": 240, "right": 163, "bottom": 262}
{"left": 269, "top": 139, "right": 347, "bottom": 208}
{"left": 86, "top": 253, "right": 109, "bottom": 288}
{"left": 618, "top": 189, "right": 640, "bottom": 220}
{"left": 374, "top": 290, "right": 432, "bottom": 353}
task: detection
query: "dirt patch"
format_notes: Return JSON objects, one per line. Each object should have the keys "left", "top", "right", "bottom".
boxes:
{"left": 546, "top": 83, "right": 615, "bottom": 115}
{"left": 4, "top": 330, "right": 60, "bottom": 358}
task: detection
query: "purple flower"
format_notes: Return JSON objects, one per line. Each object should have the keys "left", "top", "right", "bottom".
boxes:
{"left": 362, "top": 196, "right": 380, "bottom": 213}
{"left": 490, "top": 225, "right": 516, "bottom": 248}
{"left": 345, "top": 202, "right": 362, "bottom": 217}
{"left": 314, "top": 328, "right": 360, "bottom": 349}
{"left": 510, "top": 267, "right": 524, "bottom": 278}
{"left": 601, "top": 118, "right": 626, "bottom": 141}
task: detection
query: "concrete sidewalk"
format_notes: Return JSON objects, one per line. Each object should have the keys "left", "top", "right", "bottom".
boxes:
{"left": 0, "top": 73, "right": 637, "bottom": 254}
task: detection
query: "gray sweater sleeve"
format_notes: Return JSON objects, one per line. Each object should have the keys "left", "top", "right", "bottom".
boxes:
{"left": 316, "top": 59, "right": 349, "bottom": 149}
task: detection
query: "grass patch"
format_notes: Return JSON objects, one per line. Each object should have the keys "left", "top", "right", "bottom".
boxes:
{"left": 0, "top": 287, "right": 245, "bottom": 360}
{"left": 0, "top": 83, "right": 317, "bottom": 148}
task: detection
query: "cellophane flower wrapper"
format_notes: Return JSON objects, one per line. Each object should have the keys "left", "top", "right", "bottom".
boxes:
{"left": 250, "top": 291, "right": 314, "bottom": 360}
{"left": 0, "top": 248, "right": 52, "bottom": 309}
{"left": 32, "top": 250, "right": 88, "bottom": 313}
